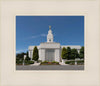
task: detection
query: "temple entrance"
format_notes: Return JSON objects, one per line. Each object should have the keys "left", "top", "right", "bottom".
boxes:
{"left": 45, "top": 49, "right": 55, "bottom": 62}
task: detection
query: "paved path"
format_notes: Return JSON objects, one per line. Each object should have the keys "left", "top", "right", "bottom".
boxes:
{"left": 16, "top": 65, "right": 84, "bottom": 70}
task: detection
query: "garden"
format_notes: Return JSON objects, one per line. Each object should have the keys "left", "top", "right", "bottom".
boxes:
{"left": 40, "top": 61, "right": 59, "bottom": 65}
{"left": 16, "top": 46, "right": 84, "bottom": 65}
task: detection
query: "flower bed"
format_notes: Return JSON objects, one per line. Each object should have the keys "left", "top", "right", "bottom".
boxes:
{"left": 41, "top": 61, "right": 59, "bottom": 65}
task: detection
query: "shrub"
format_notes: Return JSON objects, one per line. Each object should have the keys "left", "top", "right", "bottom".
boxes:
{"left": 41, "top": 61, "right": 59, "bottom": 65}
{"left": 70, "top": 61, "right": 75, "bottom": 65}
{"left": 38, "top": 60, "right": 42, "bottom": 62}
{"left": 24, "top": 60, "right": 34, "bottom": 65}
{"left": 65, "top": 61, "right": 71, "bottom": 64}
{"left": 52, "top": 61, "right": 56, "bottom": 63}
{"left": 51, "top": 61, "right": 59, "bottom": 64}
{"left": 77, "top": 60, "right": 84, "bottom": 65}
{"left": 32, "top": 46, "right": 39, "bottom": 61}
{"left": 44, "top": 61, "right": 48, "bottom": 63}
{"left": 71, "top": 49, "right": 79, "bottom": 60}
{"left": 16, "top": 52, "right": 26, "bottom": 60}
{"left": 66, "top": 47, "right": 72, "bottom": 60}
{"left": 79, "top": 46, "right": 84, "bottom": 59}
{"left": 65, "top": 61, "right": 75, "bottom": 65}
{"left": 16, "top": 60, "right": 23, "bottom": 65}
{"left": 55, "top": 62, "right": 59, "bottom": 64}
{"left": 52, "top": 61, "right": 57, "bottom": 63}
{"left": 61, "top": 47, "right": 67, "bottom": 59}
{"left": 65, "top": 60, "right": 84, "bottom": 65}
{"left": 29, "top": 61, "right": 34, "bottom": 64}
{"left": 41, "top": 61, "right": 48, "bottom": 64}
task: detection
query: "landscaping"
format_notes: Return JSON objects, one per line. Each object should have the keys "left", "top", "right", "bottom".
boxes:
{"left": 24, "top": 60, "right": 34, "bottom": 65}
{"left": 16, "top": 46, "right": 84, "bottom": 66}
{"left": 40, "top": 61, "right": 59, "bottom": 65}
{"left": 65, "top": 60, "right": 84, "bottom": 65}
{"left": 16, "top": 60, "right": 34, "bottom": 65}
{"left": 77, "top": 60, "right": 84, "bottom": 65}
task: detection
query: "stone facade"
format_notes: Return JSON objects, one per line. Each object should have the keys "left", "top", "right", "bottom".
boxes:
{"left": 28, "top": 26, "right": 81, "bottom": 62}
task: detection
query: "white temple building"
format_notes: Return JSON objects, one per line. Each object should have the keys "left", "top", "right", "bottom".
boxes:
{"left": 28, "top": 26, "right": 81, "bottom": 62}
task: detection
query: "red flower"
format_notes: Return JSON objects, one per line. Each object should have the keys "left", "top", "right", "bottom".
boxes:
{"left": 48, "top": 62, "right": 51, "bottom": 64}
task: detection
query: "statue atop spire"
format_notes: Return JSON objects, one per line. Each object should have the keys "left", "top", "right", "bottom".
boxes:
{"left": 47, "top": 25, "right": 53, "bottom": 42}
{"left": 49, "top": 25, "right": 51, "bottom": 30}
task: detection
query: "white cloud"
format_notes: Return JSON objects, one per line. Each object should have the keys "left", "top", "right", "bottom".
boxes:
{"left": 16, "top": 49, "right": 28, "bottom": 54}
{"left": 24, "top": 33, "right": 47, "bottom": 40}
{"left": 32, "top": 35, "right": 39, "bottom": 38}
{"left": 31, "top": 33, "right": 47, "bottom": 39}
{"left": 40, "top": 34, "right": 47, "bottom": 37}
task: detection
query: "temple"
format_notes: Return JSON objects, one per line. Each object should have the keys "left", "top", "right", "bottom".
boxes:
{"left": 28, "top": 26, "right": 81, "bottom": 62}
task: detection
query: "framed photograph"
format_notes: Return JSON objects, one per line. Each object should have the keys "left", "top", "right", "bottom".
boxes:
{"left": 0, "top": 0, "right": 100, "bottom": 86}
{"left": 16, "top": 16, "right": 84, "bottom": 70}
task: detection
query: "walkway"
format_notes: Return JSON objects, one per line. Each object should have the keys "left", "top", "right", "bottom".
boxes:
{"left": 16, "top": 65, "right": 84, "bottom": 70}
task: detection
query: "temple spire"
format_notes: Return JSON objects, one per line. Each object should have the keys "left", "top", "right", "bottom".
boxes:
{"left": 49, "top": 25, "right": 51, "bottom": 30}
{"left": 47, "top": 25, "right": 53, "bottom": 42}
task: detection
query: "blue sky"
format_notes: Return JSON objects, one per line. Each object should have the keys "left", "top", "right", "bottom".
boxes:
{"left": 16, "top": 16, "right": 84, "bottom": 54}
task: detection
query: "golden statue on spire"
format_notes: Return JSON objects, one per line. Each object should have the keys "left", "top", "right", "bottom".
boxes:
{"left": 49, "top": 25, "right": 51, "bottom": 30}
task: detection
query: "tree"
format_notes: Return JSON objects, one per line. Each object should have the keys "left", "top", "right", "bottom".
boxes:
{"left": 61, "top": 47, "right": 67, "bottom": 59}
{"left": 32, "top": 46, "right": 39, "bottom": 61}
{"left": 71, "top": 49, "right": 79, "bottom": 60}
{"left": 25, "top": 51, "right": 31, "bottom": 61}
{"left": 16, "top": 52, "right": 26, "bottom": 64}
{"left": 66, "top": 47, "right": 71, "bottom": 60}
{"left": 16, "top": 52, "right": 26, "bottom": 61}
{"left": 79, "top": 46, "right": 84, "bottom": 59}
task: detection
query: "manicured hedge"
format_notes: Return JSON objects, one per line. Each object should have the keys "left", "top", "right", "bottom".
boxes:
{"left": 77, "top": 60, "right": 84, "bottom": 65}
{"left": 65, "top": 60, "right": 84, "bottom": 65}
{"left": 16, "top": 60, "right": 23, "bottom": 65}
{"left": 24, "top": 60, "right": 34, "bottom": 65}
{"left": 29, "top": 61, "right": 34, "bottom": 64}
{"left": 41, "top": 61, "right": 48, "bottom": 64}
{"left": 16, "top": 60, "right": 34, "bottom": 65}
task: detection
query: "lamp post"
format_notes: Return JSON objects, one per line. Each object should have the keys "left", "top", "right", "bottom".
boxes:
{"left": 23, "top": 55, "right": 26, "bottom": 65}
{"left": 75, "top": 58, "right": 77, "bottom": 65}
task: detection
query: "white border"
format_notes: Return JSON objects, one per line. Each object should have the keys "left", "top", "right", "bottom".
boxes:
{"left": 0, "top": 1, "right": 100, "bottom": 86}
{"left": 14, "top": 13, "right": 86, "bottom": 72}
